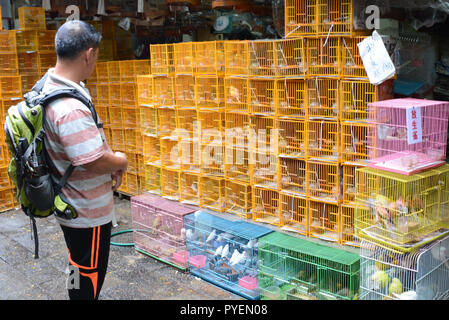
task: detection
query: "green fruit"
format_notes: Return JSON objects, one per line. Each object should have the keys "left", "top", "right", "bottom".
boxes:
{"left": 389, "top": 278, "right": 403, "bottom": 296}
{"left": 371, "top": 270, "right": 390, "bottom": 288}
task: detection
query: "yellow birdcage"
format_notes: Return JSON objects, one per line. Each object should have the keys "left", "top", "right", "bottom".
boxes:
{"left": 308, "top": 200, "right": 340, "bottom": 242}
{"left": 0, "top": 165, "right": 11, "bottom": 190}
{"left": 107, "top": 61, "right": 121, "bottom": 83}
{"left": 120, "top": 82, "right": 138, "bottom": 108}
{"left": 142, "top": 134, "right": 161, "bottom": 164}
{"left": 195, "top": 75, "right": 225, "bottom": 110}
{"left": 177, "top": 108, "right": 198, "bottom": 140}
{"left": 0, "top": 30, "right": 17, "bottom": 53}
{"left": 110, "top": 128, "right": 125, "bottom": 152}
{"left": 174, "top": 75, "right": 196, "bottom": 108}
{"left": 224, "top": 41, "right": 249, "bottom": 76}
{"left": 225, "top": 76, "right": 248, "bottom": 113}
{"left": 225, "top": 179, "right": 252, "bottom": 219}
{"left": 253, "top": 186, "right": 280, "bottom": 227}
{"left": 150, "top": 43, "right": 174, "bottom": 75}
{"left": 108, "top": 105, "right": 123, "bottom": 128}
{"left": 96, "top": 83, "right": 109, "bottom": 105}
{"left": 274, "top": 38, "right": 307, "bottom": 77}
{"left": 96, "top": 62, "right": 109, "bottom": 84}
{"left": 307, "top": 160, "right": 341, "bottom": 203}
{"left": 340, "top": 204, "right": 361, "bottom": 247}
{"left": 37, "top": 30, "right": 56, "bottom": 52}
{"left": 140, "top": 106, "right": 158, "bottom": 137}
{"left": 224, "top": 111, "right": 251, "bottom": 149}
{"left": 160, "top": 136, "right": 181, "bottom": 170}
{"left": 341, "top": 36, "right": 368, "bottom": 79}
{"left": 355, "top": 165, "right": 449, "bottom": 252}
{"left": 252, "top": 150, "right": 279, "bottom": 190}
{"left": 0, "top": 76, "right": 22, "bottom": 99}
{"left": 284, "top": 0, "right": 318, "bottom": 37}
{"left": 180, "top": 171, "right": 200, "bottom": 206}
{"left": 18, "top": 52, "right": 39, "bottom": 75}
{"left": 122, "top": 107, "right": 139, "bottom": 128}
{"left": 153, "top": 75, "right": 175, "bottom": 107}
{"left": 306, "top": 78, "right": 339, "bottom": 119}
{"left": 306, "top": 37, "right": 340, "bottom": 77}
{"left": 126, "top": 152, "right": 138, "bottom": 175}
{"left": 119, "top": 59, "right": 150, "bottom": 83}
{"left": 342, "top": 164, "right": 365, "bottom": 204}
{"left": 194, "top": 40, "right": 225, "bottom": 75}
{"left": 248, "top": 40, "right": 276, "bottom": 77}
{"left": 199, "top": 175, "right": 225, "bottom": 212}
{"left": 341, "top": 121, "right": 369, "bottom": 165}
{"left": 125, "top": 128, "right": 142, "bottom": 155}
{"left": 279, "top": 157, "right": 306, "bottom": 196}
{"left": 158, "top": 107, "right": 177, "bottom": 138}
{"left": 20, "top": 74, "right": 40, "bottom": 93}
{"left": 179, "top": 136, "right": 201, "bottom": 172}
{"left": 126, "top": 172, "right": 141, "bottom": 196}
{"left": 173, "top": 42, "right": 195, "bottom": 75}
{"left": 0, "top": 53, "right": 19, "bottom": 75}
{"left": 250, "top": 115, "right": 277, "bottom": 154}
{"left": 275, "top": 78, "right": 306, "bottom": 118}
{"left": 279, "top": 192, "right": 308, "bottom": 235}
{"left": 198, "top": 110, "right": 225, "bottom": 176}
{"left": 277, "top": 118, "right": 306, "bottom": 158}
{"left": 340, "top": 80, "right": 378, "bottom": 121}
{"left": 0, "top": 188, "right": 17, "bottom": 213}
{"left": 161, "top": 167, "right": 180, "bottom": 201}
{"left": 143, "top": 163, "right": 162, "bottom": 195}
{"left": 224, "top": 145, "right": 251, "bottom": 183}
{"left": 0, "top": 144, "right": 8, "bottom": 167}
{"left": 96, "top": 105, "right": 109, "bottom": 125}
{"left": 248, "top": 78, "right": 276, "bottom": 116}
{"left": 316, "top": 0, "right": 355, "bottom": 36}
{"left": 136, "top": 75, "right": 154, "bottom": 107}
{"left": 18, "top": 7, "right": 46, "bottom": 30}
{"left": 38, "top": 51, "right": 56, "bottom": 75}
{"left": 306, "top": 119, "right": 340, "bottom": 161}
{"left": 15, "top": 30, "right": 37, "bottom": 53}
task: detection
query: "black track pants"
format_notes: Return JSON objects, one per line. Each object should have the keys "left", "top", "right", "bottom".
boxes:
{"left": 60, "top": 222, "right": 112, "bottom": 300}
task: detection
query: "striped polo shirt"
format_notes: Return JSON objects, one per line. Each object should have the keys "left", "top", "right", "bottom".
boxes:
{"left": 42, "top": 69, "right": 114, "bottom": 228}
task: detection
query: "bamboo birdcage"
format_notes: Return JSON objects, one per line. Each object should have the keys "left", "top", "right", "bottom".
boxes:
{"left": 180, "top": 171, "right": 200, "bottom": 206}
{"left": 174, "top": 75, "right": 196, "bottom": 108}
{"left": 306, "top": 78, "right": 339, "bottom": 119}
{"left": 277, "top": 118, "right": 306, "bottom": 158}
{"left": 308, "top": 200, "right": 340, "bottom": 242}
{"left": 0, "top": 54, "right": 19, "bottom": 75}
{"left": 307, "top": 160, "right": 341, "bottom": 203}
{"left": 253, "top": 186, "right": 281, "bottom": 227}
{"left": 224, "top": 41, "right": 249, "bottom": 76}
{"left": 274, "top": 38, "right": 307, "bottom": 77}
{"left": 150, "top": 43, "right": 174, "bottom": 75}
{"left": 158, "top": 107, "right": 177, "bottom": 138}
{"left": 161, "top": 136, "right": 181, "bottom": 170}
{"left": 225, "top": 179, "right": 252, "bottom": 219}
{"left": 250, "top": 115, "right": 277, "bottom": 154}
{"left": 194, "top": 40, "right": 225, "bottom": 75}
{"left": 142, "top": 134, "right": 160, "bottom": 164}
{"left": 18, "top": 7, "right": 46, "bottom": 30}
{"left": 140, "top": 106, "right": 158, "bottom": 137}
{"left": 199, "top": 175, "right": 225, "bottom": 212}
{"left": 341, "top": 121, "right": 369, "bottom": 165}
{"left": 340, "top": 80, "right": 378, "bottom": 121}
{"left": 173, "top": 42, "right": 195, "bottom": 75}
{"left": 195, "top": 75, "right": 225, "bottom": 110}
{"left": 306, "top": 37, "right": 340, "bottom": 77}
{"left": 248, "top": 40, "right": 276, "bottom": 77}
{"left": 224, "top": 145, "right": 251, "bottom": 183}
{"left": 0, "top": 76, "right": 22, "bottom": 99}
{"left": 15, "top": 30, "right": 37, "bottom": 53}
{"left": 153, "top": 75, "right": 175, "bottom": 108}
{"left": 198, "top": 110, "right": 225, "bottom": 176}
{"left": 284, "top": 0, "right": 318, "bottom": 37}
{"left": 0, "top": 30, "right": 17, "bottom": 53}
{"left": 143, "top": 163, "right": 162, "bottom": 195}
{"left": 225, "top": 112, "right": 251, "bottom": 149}
{"left": 355, "top": 165, "right": 449, "bottom": 253}
{"left": 279, "top": 157, "right": 307, "bottom": 196}
{"left": 341, "top": 36, "right": 369, "bottom": 79}
{"left": 276, "top": 78, "right": 306, "bottom": 118}
{"left": 161, "top": 167, "right": 180, "bottom": 201}
{"left": 342, "top": 164, "right": 364, "bottom": 204}
{"left": 306, "top": 119, "right": 340, "bottom": 161}
{"left": 248, "top": 78, "right": 276, "bottom": 116}
{"left": 341, "top": 203, "right": 361, "bottom": 247}
{"left": 225, "top": 76, "right": 249, "bottom": 113}
{"left": 279, "top": 192, "right": 308, "bottom": 235}
{"left": 137, "top": 75, "right": 154, "bottom": 107}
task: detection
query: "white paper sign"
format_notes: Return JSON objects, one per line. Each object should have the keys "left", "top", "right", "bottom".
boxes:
{"left": 358, "top": 30, "right": 396, "bottom": 85}
{"left": 406, "top": 106, "right": 423, "bottom": 145}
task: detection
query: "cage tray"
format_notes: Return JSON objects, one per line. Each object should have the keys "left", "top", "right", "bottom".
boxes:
{"left": 368, "top": 151, "right": 445, "bottom": 175}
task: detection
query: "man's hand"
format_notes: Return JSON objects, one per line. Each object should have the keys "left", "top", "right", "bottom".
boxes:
{"left": 111, "top": 170, "right": 124, "bottom": 192}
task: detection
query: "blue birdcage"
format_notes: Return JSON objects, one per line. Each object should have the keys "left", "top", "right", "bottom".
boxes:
{"left": 184, "top": 210, "right": 273, "bottom": 300}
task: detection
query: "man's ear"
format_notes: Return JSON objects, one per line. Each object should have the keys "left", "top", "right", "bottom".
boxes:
{"left": 86, "top": 47, "right": 97, "bottom": 64}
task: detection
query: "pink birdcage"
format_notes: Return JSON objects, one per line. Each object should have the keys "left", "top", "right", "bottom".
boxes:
{"left": 131, "top": 193, "right": 197, "bottom": 270}
{"left": 367, "top": 98, "right": 449, "bottom": 175}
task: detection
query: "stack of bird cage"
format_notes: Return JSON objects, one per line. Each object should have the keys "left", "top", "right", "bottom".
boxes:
{"left": 284, "top": 0, "right": 396, "bottom": 246}
{"left": 0, "top": 29, "right": 22, "bottom": 212}
{"left": 131, "top": 193, "right": 196, "bottom": 270}
{"left": 258, "top": 231, "right": 361, "bottom": 300}
{"left": 355, "top": 98, "right": 449, "bottom": 268}
{"left": 86, "top": 59, "right": 151, "bottom": 196}
{"left": 359, "top": 235, "right": 449, "bottom": 300}
{"left": 184, "top": 209, "right": 273, "bottom": 300}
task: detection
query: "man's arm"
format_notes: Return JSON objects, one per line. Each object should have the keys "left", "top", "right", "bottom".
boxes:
{"left": 83, "top": 151, "right": 128, "bottom": 175}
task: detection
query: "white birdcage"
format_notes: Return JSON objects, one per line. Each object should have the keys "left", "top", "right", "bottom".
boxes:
{"left": 360, "top": 236, "right": 449, "bottom": 300}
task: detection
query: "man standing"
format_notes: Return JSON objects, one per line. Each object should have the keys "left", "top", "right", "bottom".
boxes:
{"left": 41, "top": 20, "right": 128, "bottom": 300}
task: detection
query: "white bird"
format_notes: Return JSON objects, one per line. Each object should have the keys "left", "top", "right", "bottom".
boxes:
{"left": 246, "top": 239, "right": 257, "bottom": 249}
{"left": 214, "top": 245, "right": 223, "bottom": 256}
{"left": 206, "top": 229, "right": 216, "bottom": 244}
{"left": 231, "top": 251, "right": 247, "bottom": 266}
{"left": 221, "top": 244, "right": 229, "bottom": 259}
{"left": 229, "top": 249, "right": 240, "bottom": 264}
{"left": 186, "top": 229, "right": 194, "bottom": 241}
{"left": 180, "top": 228, "right": 186, "bottom": 241}
{"left": 392, "top": 290, "right": 417, "bottom": 300}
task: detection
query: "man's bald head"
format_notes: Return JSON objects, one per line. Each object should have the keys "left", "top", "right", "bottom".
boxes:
{"left": 55, "top": 20, "right": 102, "bottom": 61}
